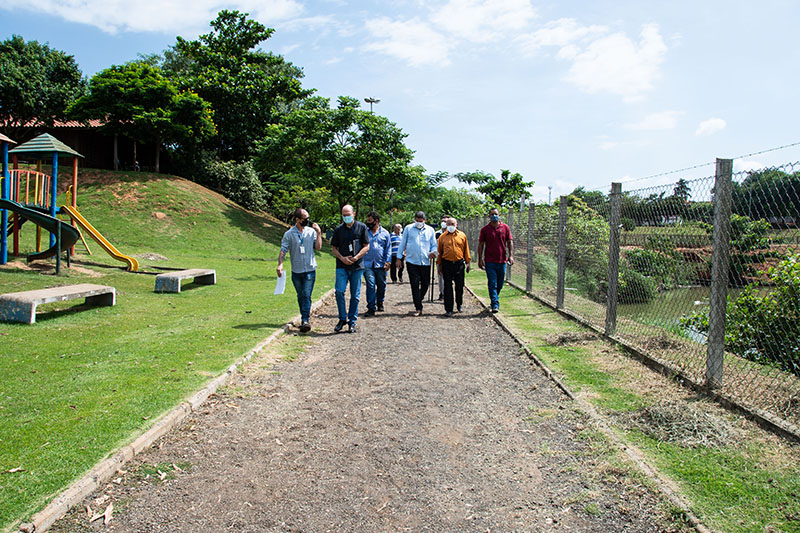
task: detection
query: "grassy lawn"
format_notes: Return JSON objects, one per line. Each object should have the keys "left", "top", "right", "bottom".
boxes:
{"left": 465, "top": 274, "right": 800, "bottom": 533}
{"left": 0, "top": 172, "right": 336, "bottom": 531}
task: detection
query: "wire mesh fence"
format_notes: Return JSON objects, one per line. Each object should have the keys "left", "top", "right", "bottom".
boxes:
{"left": 463, "top": 159, "right": 800, "bottom": 437}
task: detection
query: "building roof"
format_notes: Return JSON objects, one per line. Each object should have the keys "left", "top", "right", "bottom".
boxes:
{"left": 9, "top": 133, "right": 83, "bottom": 158}
{"left": 0, "top": 133, "right": 16, "bottom": 145}
{"left": 22, "top": 118, "right": 106, "bottom": 128}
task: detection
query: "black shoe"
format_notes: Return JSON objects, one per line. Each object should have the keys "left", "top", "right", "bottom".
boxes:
{"left": 491, "top": 307, "right": 499, "bottom": 313}
{"left": 299, "top": 322, "right": 311, "bottom": 332}
{"left": 334, "top": 320, "right": 346, "bottom": 333}
{"left": 438, "top": 294, "right": 444, "bottom": 300}
{"left": 399, "top": 278, "right": 403, "bottom": 283}
{"left": 377, "top": 303, "right": 384, "bottom": 312}
{"left": 364, "top": 309, "right": 376, "bottom": 317}
{"left": 348, "top": 323, "right": 357, "bottom": 333}
{"left": 445, "top": 311, "right": 454, "bottom": 317}
{"left": 457, "top": 305, "right": 463, "bottom": 313}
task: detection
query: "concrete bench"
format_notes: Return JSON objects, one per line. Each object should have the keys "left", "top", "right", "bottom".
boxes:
{"left": 0, "top": 284, "right": 116, "bottom": 324}
{"left": 155, "top": 268, "right": 216, "bottom": 293}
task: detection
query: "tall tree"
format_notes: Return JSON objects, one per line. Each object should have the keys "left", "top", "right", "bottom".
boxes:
{"left": 164, "top": 10, "right": 312, "bottom": 160}
{"left": 457, "top": 169, "right": 534, "bottom": 207}
{"left": 70, "top": 62, "right": 215, "bottom": 172}
{"left": 255, "top": 96, "right": 425, "bottom": 212}
{"left": 0, "top": 35, "right": 87, "bottom": 137}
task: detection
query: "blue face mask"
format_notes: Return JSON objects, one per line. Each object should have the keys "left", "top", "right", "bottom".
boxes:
{"left": 343, "top": 215, "right": 354, "bottom": 224}
{"left": 490, "top": 214, "right": 500, "bottom": 222}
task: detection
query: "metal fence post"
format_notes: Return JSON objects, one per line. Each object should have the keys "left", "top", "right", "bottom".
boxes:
{"left": 707, "top": 158, "right": 733, "bottom": 389}
{"left": 526, "top": 203, "right": 535, "bottom": 293}
{"left": 605, "top": 183, "right": 622, "bottom": 336}
{"left": 506, "top": 208, "right": 514, "bottom": 282}
{"left": 556, "top": 196, "right": 567, "bottom": 309}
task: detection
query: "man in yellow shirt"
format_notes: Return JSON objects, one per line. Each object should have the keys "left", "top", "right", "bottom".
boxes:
{"left": 437, "top": 217, "right": 471, "bottom": 317}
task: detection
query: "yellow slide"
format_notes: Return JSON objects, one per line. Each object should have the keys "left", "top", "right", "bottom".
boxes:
{"left": 61, "top": 205, "right": 140, "bottom": 272}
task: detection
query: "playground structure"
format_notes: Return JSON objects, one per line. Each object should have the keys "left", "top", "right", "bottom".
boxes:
{"left": 0, "top": 133, "right": 139, "bottom": 273}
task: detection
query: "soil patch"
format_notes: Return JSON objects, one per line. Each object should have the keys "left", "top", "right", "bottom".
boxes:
{"left": 50, "top": 283, "right": 685, "bottom": 532}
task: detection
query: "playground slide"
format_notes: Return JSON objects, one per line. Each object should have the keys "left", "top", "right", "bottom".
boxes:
{"left": 0, "top": 198, "right": 80, "bottom": 262}
{"left": 60, "top": 205, "right": 139, "bottom": 272}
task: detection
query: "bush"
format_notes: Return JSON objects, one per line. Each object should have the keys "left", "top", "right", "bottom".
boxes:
{"left": 618, "top": 266, "right": 657, "bottom": 304}
{"left": 680, "top": 251, "right": 800, "bottom": 377}
{"left": 621, "top": 217, "right": 636, "bottom": 231}
{"left": 204, "top": 160, "right": 268, "bottom": 212}
{"left": 625, "top": 248, "right": 695, "bottom": 289}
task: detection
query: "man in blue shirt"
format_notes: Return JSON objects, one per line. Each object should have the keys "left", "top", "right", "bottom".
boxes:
{"left": 390, "top": 223, "right": 404, "bottom": 283}
{"left": 396, "top": 211, "right": 438, "bottom": 316}
{"left": 363, "top": 211, "right": 392, "bottom": 317}
{"left": 277, "top": 208, "right": 322, "bottom": 332}
{"left": 330, "top": 204, "right": 370, "bottom": 333}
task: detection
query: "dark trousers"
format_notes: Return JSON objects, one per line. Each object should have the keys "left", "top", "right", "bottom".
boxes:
{"left": 406, "top": 262, "right": 430, "bottom": 310}
{"left": 390, "top": 256, "right": 404, "bottom": 282}
{"left": 441, "top": 259, "right": 465, "bottom": 312}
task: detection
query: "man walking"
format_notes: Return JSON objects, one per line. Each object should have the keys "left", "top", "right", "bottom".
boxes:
{"left": 396, "top": 211, "right": 437, "bottom": 316}
{"left": 478, "top": 207, "right": 514, "bottom": 313}
{"left": 390, "top": 223, "right": 404, "bottom": 283}
{"left": 277, "top": 208, "right": 322, "bottom": 332}
{"left": 330, "top": 204, "right": 370, "bottom": 333}
{"left": 363, "top": 211, "right": 391, "bottom": 317}
{"left": 437, "top": 217, "right": 471, "bottom": 317}
{"left": 435, "top": 215, "right": 448, "bottom": 300}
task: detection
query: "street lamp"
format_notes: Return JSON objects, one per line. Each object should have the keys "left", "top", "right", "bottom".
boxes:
{"left": 364, "top": 97, "right": 380, "bottom": 113}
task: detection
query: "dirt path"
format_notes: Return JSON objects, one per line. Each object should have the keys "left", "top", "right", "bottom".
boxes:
{"left": 51, "top": 281, "right": 684, "bottom": 532}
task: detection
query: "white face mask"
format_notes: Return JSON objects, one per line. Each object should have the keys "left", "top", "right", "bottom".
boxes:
{"left": 415, "top": 221, "right": 425, "bottom": 229}
{"left": 446, "top": 225, "right": 456, "bottom": 233}
{"left": 440, "top": 221, "right": 447, "bottom": 229}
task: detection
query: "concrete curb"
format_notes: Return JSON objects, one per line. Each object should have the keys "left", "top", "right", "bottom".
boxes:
{"left": 17, "top": 288, "right": 335, "bottom": 533}
{"left": 464, "top": 284, "right": 713, "bottom": 533}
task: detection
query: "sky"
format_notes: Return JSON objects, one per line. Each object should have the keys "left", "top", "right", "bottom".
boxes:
{"left": 2, "top": 0, "right": 800, "bottom": 202}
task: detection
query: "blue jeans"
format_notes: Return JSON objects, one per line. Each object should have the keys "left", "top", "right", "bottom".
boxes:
{"left": 363, "top": 266, "right": 387, "bottom": 311}
{"left": 291, "top": 271, "right": 316, "bottom": 323}
{"left": 335, "top": 268, "right": 364, "bottom": 324}
{"left": 485, "top": 262, "right": 506, "bottom": 309}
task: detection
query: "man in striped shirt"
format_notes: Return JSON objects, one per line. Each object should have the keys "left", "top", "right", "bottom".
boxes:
{"left": 390, "top": 223, "right": 404, "bottom": 283}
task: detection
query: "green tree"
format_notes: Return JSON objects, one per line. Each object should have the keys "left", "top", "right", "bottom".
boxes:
{"left": 255, "top": 95, "right": 425, "bottom": 213}
{"left": 0, "top": 35, "right": 87, "bottom": 137}
{"left": 732, "top": 168, "right": 800, "bottom": 221}
{"left": 70, "top": 62, "right": 216, "bottom": 173}
{"left": 456, "top": 169, "right": 533, "bottom": 207}
{"left": 673, "top": 178, "right": 691, "bottom": 201}
{"left": 164, "top": 10, "right": 311, "bottom": 160}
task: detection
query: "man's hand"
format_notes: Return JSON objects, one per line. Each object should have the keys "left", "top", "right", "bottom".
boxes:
{"left": 276, "top": 264, "right": 283, "bottom": 277}
{"left": 341, "top": 256, "right": 355, "bottom": 265}
{"left": 466, "top": 264, "right": 471, "bottom": 273}
{"left": 478, "top": 259, "right": 485, "bottom": 270}
{"left": 312, "top": 222, "right": 321, "bottom": 233}
{"left": 428, "top": 252, "right": 437, "bottom": 260}
{"left": 507, "top": 257, "right": 515, "bottom": 266}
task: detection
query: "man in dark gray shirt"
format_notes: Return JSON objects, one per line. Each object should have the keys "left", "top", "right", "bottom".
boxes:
{"left": 330, "top": 204, "right": 370, "bottom": 333}
{"left": 278, "top": 208, "right": 322, "bottom": 332}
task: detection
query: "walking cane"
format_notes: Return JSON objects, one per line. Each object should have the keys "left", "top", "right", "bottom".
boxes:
{"left": 429, "top": 259, "right": 435, "bottom": 302}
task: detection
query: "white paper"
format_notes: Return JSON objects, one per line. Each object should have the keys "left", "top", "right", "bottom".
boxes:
{"left": 274, "top": 273, "right": 286, "bottom": 295}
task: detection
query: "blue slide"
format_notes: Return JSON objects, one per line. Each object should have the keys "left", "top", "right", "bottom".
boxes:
{"left": 0, "top": 198, "right": 80, "bottom": 262}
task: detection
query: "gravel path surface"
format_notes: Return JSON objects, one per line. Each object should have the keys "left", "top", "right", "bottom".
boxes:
{"left": 51, "top": 281, "right": 682, "bottom": 532}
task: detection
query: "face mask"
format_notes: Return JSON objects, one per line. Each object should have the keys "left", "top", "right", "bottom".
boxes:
{"left": 343, "top": 215, "right": 354, "bottom": 224}
{"left": 414, "top": 221, "right": 425, "bottom": 229}
{"left": 490, "top": 214, "right": 500, "bottom": 222}
{"left": 446, "top": 225, "right": 456, "bottom": 233}
{"left": 300, "top": 218, "right": 309, "bottom": 227}
{"left": 440, "top": 221, "right": 447, "bottom": 229}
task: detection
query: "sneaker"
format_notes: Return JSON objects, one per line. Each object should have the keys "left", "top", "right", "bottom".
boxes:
{"left": 445, "top": 311, "right": 454, "bottom": 317}
{"left": 491, "top": 306, "right": 499, "bottom": 314}
{"left": 299, "top": 322, "right": 311, "bottom": 332}
{"left": 377, "top": 303, "right": 384, "bottom": 312}
{"left": 334, "top": 319, "right": 346, "bottom": 333}
{"left": 457, "top": 305, "right": 463, "bottom": 313}
{"left": 411, "top": 309, "right": 423, "bottom": 317}
{"left": 348, "top": 323, "right": 357, "bottom": 333}
{"left": 364, "top": 309, "right": 376, "bottom": 317}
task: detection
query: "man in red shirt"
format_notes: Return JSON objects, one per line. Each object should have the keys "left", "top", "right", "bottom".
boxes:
{"left": 477, "top": 207, "right": 514, "bottom": 313}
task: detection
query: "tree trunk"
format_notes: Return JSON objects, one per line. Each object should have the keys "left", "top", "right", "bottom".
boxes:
{"left": 113, "top": 133, "right": 119, "bottom": 171}
{"left": 133, "top": 141, "right": 138, "bottom": 171}
{"left": 154, "top": 138, "right": 161, "bottom": 174}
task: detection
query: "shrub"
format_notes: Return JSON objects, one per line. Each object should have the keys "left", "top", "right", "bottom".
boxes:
{"left": 618, "top": 266, "right": 657, "bottom": 304}
{"left": 204, "top": 160, "right": 268, "bottom": 212}
{"left": 626, "top": 248, "right": 695, "bottom": 289}
{"left": 621, "top": 217, "right": 636, "bottom": 231}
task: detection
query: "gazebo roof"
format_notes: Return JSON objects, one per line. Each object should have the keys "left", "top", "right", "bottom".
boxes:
{"left": 0, "top": 133, "right": 16, "bottom": 145}
{"left": 9, "top": 133, "right": 82, "bottom": 158}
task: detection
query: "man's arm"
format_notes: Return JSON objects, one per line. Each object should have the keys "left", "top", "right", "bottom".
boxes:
{"left": 277, "top": 232, "right": 290, "bottom": 277}
{"left": 313, "top": 223, "right": 322, "bottom": 250}
{"left": 382, "top": 231, "right": 392, "bottom": 269}
{"left": 507, "top": 230, "right": 514, "bottom": 265}
{"left": 353, "top": 225, "right": 370, "bottom": 261}
{"left": 428, "top": 229, "right": 438, "bottom": 259}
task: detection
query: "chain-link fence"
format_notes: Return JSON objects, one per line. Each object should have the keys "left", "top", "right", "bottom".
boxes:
{"left": 463, "top": 159, "right": 800, "bottom": 438}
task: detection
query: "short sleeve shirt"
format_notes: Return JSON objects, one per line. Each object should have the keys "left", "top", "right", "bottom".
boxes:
{"left": 330, "top": 221, "right": 370, "bottom": 270}
{"left": 479, "top": 222, "right": 512, "bottom": 263}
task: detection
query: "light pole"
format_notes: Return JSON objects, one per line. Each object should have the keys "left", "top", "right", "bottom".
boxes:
{"left": 548, "top": 186, "right": 553, "bottom": 206}
{"left": 364, "top": 97, "right": 380, "bottom": 113}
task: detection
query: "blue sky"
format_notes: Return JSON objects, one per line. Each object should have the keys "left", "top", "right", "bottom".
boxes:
{"left": 2, "top": 0, "right": 799, "bottom": 201}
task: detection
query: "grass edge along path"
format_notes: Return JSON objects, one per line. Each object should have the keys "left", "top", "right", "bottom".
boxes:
{"left": 16, "top": 289, "right": 335, "bottom": 533}
{"left": 462, "top": 283, "right": 711, "bottom": 533}
{"left": 465, "top": 272, "right": 800, "bottom": 533}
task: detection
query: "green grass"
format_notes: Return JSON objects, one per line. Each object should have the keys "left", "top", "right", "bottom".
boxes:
{"left": 0, "top": 171, "right": 336, "bottom": 531}
{"left": 465, "top": 274, "right": 800, "bottom": 533}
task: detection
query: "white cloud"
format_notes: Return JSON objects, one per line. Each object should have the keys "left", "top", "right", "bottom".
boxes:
{"left": 695, "top": 118, "right": 726, "bottom": 136}
{"left": 625, "top": 110, "right": 683, "bottom": 131}
{"left": 563, "top": 24, "right": 667, "bottom": 101}
{"left": 4, "top": 0, "right": 303, "bottom": 35}
{"left": 364, "top": 17, "right": 451, "bottom": 67}
{"left": 431, "top": 0, "right": 537, "bottom": 43}
{"left": 517, "top": 18, "right": 606, "bottom": 56}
